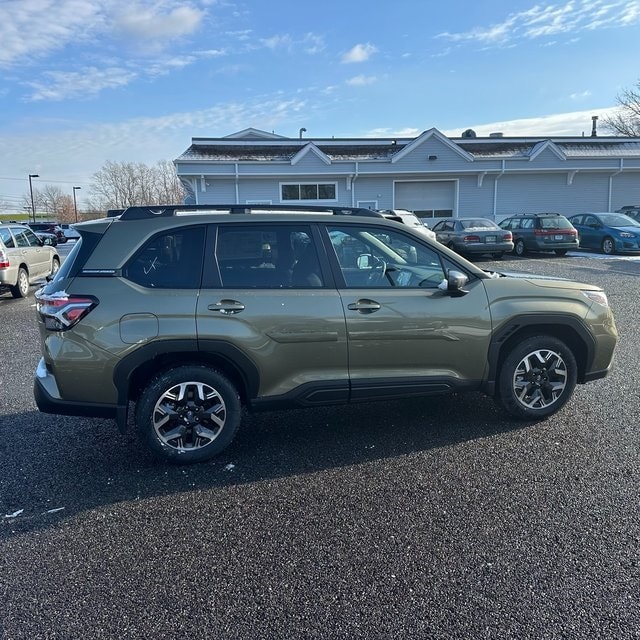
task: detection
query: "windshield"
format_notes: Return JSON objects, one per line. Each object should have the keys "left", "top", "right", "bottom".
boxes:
{"left": 599, "top": 213, "right": 640, "bottom": 227}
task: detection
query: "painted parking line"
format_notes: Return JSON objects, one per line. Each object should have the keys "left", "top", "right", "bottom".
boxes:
{"left": 567, "top": 251, "right": 640, "bottom": 262}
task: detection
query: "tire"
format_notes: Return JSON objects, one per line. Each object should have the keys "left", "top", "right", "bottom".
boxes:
{"left": 555, "top": 249, "right": 568, "bottom": 256}
{"left": 601, "top": 236, "right": 615, "bottom": 255}
{"left": 514, "top": 239, "right": 526, "bottom": 257}
{"left": 51, "top": 257, "right": 60, "bottom": 277}
{"left": 492, "top": 252, "right": 504, "bottom": 260}
{"left": 10, "top": 268, "right": 29, "bottom": 298}
{"left": 447, "top": 241, "right": 457, "bottom": 253}
{"left": 497, "top": 335, "right": 577, "bottom": 420}
{"left": 135, "top": 366, "right": 242, "bottom": 464}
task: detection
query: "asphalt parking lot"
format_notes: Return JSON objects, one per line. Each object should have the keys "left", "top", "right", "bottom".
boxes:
{"left": 1, "top": 251, "right": 639, "bottom": 639}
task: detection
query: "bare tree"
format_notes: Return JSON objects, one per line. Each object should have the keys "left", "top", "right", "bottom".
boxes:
{"left": 88, "top": 160, "right": 185, "bottom": 210}
{"left": 603, "top": 81, "right": 640, "bottom": 136}
{"left": 21, "top": 185, "right": 75, "bottom": 221}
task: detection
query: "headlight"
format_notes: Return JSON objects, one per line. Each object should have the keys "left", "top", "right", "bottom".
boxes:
{"left": 582, "top": 290, "right": 609, "bottom": 307}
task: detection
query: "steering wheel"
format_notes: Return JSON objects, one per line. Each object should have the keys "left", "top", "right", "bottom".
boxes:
{"left": 367, "top": 255, "right": 388, "bottom": 285}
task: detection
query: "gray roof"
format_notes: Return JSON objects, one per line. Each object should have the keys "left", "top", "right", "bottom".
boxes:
{"left": 175, "top": 133, "right": 640, "bottom": 163}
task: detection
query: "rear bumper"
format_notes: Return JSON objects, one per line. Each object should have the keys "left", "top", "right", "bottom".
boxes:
{"left": 34, "top": 358, "right": 127, "bottom": 429}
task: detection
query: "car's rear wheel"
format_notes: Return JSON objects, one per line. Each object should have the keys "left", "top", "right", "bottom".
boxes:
{"left": 492, "top": 252, "right": 504, "bottom": 260}
{"left": 10, "top": 268, "right": 29, "bottom": 298}
{"left": 497, "top": 335, "right": 577, "bottom": 420}
{"left": 555, "top": 249, "right": 568, "bottom": 256}
{"left": 135, "top": 366, "right": 242, "bottom": 463}
{"left": 514, "top": 239, "right": 526, "bottom": 257}
{"left": 51, "top": 257, "right": 60, "bottom": 277}
{"left": 601, "top": 236, "right": 615, "bottom": 255}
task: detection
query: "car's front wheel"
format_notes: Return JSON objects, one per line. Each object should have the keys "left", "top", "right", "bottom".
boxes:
{"left": 135, "top": 366, "right": 242, "bottom": 463}
{"left": 497, "top": 335, "right": 577, "bottom": 420}
{"left": 51, "top": 257, "right": 60, "bottom": 277}
{"left": 10, "top": 267, "right": 29, "bottom": 298}
{"left": 601, "top": 236, "right": 615, "bottom": 255}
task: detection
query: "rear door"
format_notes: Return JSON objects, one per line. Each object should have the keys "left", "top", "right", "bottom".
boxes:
{"left": 196, "top": 222, "right": 348, "bottom": 405}
{"left": 12, "top": 226, "right": 49, "bottom": 279}
{"left": 323, "top": 222, "right": 493, "bottom": 399}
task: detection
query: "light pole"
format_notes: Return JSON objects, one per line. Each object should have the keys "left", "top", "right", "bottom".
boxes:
{"left": 28, "top": 174, "right": 39, "bottom": 223}
{"left": 73, "top": 186, "right": 81, "bottom": 223}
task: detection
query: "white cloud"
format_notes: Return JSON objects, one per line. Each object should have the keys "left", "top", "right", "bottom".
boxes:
{"left": 341, "top": 43, "right": 377, "bottom": 63}
{"left": 25, "top": 67, "right": 137, "bottom": 101}
{"left": 570, "top": 90, "right": 593, "bottom": 100}
{"left": 261, "top": 34, "right": 293, "bottom": 50}
{"left": 114, "top": 4, "right": 204, "bottom": 40}
{"left": 437, "top": 0, "right": 640, "bottom": 47}
{"left": 346, "top": 75, "right": 378, "bottom": 86}
{"left": 441, "top": 107, "right": 618, "bottom": 137}
{"left": 0, "top": 0, "right": 101, "bottom": 68}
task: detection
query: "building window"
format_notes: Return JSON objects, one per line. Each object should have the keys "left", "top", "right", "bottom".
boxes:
{"left": 281, "top": 182, "right": 337, "bottom": 202}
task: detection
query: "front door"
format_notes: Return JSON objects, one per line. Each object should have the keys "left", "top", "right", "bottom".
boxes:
{"left": 324, "top": 222, "right": 492, "bottom": 399}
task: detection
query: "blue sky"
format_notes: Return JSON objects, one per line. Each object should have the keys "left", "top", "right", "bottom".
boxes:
{"left": 1, "top": 0, "right": 639, "bottom": 211}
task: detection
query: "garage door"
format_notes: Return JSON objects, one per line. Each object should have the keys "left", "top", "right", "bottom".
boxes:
{"left": 395, "top": 181, "right": 455, "bottom": 218}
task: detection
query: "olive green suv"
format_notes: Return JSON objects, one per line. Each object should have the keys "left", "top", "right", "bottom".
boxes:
{"left": 33, "top": 205, "right": 617, "bottom": 463}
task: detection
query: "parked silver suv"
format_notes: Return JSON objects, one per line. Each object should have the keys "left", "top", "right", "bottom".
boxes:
{"left": 0, "top": 224, "right": 60, "bottom": 298}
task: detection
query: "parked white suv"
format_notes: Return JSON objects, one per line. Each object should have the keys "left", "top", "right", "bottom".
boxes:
{"left": 0, "top": 224, "right": 60, "bottom": 298}
{"left": 378, "top": 209, "right": 437, "bottom": 241}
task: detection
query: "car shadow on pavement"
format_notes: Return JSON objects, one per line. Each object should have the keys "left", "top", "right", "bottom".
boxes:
{"left": 0, "top": 394, "right": 535, "bottom": 537}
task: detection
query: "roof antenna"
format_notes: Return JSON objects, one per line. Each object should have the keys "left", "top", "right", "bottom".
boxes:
{"left": 299, "top": 128, "right": 307, "bottom": 139}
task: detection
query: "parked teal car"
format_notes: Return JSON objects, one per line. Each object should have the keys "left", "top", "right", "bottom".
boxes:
{"left": 568, "top": 212, "right": 640, "bottom": 255}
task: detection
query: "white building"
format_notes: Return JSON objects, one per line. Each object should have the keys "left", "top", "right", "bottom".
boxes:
{"left": 174, "top": 127, "right": 640, "bottom": 221}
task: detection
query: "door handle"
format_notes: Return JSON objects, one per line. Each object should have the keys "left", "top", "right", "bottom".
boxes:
{"left": 347, "top": 299, "right": 381, "bottom": 314}
{"left": 208, "top": 299, "right": 245, "bottom": 315}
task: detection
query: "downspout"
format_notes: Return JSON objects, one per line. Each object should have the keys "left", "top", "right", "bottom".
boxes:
{"left": 235, "top": 163, "right": 240, "bottom": 204}
{"left": 608, "top": 159, "right": 623, "bottom": 211}
{"left": 351, "top": 161, "right": 359, "bottom": 207}
{"left": 492, "top": 160, "right": 506, "bottom": 219}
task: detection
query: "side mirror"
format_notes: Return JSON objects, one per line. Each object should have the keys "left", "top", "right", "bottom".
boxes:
{"left": 446, "top": 269, "right": 469, "bottom": 296}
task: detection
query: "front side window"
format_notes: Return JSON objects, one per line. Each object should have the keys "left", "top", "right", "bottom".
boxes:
{"left": 125, "top": 227, "right": 205, "bottom": 289}
{"left": 216, "top": 224, "right": 323, "bottom": 288}
{"left": 328, "top": 224, "right": 446, "bottom": 289}
{"left": 281, "top": 182, "right": 337, "bottom": 202}
{"left": 13, "top": 229, "right": 32, "bottom": 248}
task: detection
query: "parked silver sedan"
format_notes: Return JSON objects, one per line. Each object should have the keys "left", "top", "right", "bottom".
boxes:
{"left": 0, "top": 224, "right": 60, "bottom": 298}
{"left": 432, "top": 217, "right": 514, "bottom": 259}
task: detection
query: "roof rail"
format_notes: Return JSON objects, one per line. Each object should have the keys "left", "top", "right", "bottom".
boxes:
{"left": 117, "top": 204, "right": 384, "bottom": 220}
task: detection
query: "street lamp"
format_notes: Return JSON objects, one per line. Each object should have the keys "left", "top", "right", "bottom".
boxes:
{"left": 73, "top": 186, "right": 81, "bottom": 223}
{"left": 28, "top": 174, "right": 39, "bottom": 223}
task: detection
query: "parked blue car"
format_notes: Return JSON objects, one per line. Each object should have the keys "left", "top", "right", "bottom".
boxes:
{"left": 568, "top": 212, "right": 640, "bottom": 255}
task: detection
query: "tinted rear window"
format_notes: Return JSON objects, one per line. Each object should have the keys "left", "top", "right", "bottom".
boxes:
{"left": 539, "top": 217, "right": 573, "bottom": 230}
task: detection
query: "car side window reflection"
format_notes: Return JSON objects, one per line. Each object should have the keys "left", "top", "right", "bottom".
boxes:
{"left": 328, "top": 224, "right": 445, "bottom": 288}
{"left": 125, "top": 227, "right": 205, "bottom": 289}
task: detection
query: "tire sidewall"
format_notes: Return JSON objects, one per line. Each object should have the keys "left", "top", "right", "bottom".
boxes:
{"left": 602, "top": 237, "right": 615, "bottom": 255}
{"left": 498, "top": 335, "right": 577, "bottom": 420}
{"left": 514, "top": 239, "right": 525, "bottom": 256}
{"left": 12, "top": 268, "right": 29, "bottom": 298}
{"left": 135, "top": 365, "right": 242, "bottom": 463}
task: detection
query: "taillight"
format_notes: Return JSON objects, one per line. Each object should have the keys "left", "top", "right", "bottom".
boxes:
{"left": 0, "top": 249, "right": 9, "bottom": 269}
{"left": 35, "top": 291, "right": 98, "bottom": 331}
{"left": 502, "top": 233, "right": 512, "bottom": 241}
{"left": 463, "top": 235, "right": 481, "bottom": 242}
